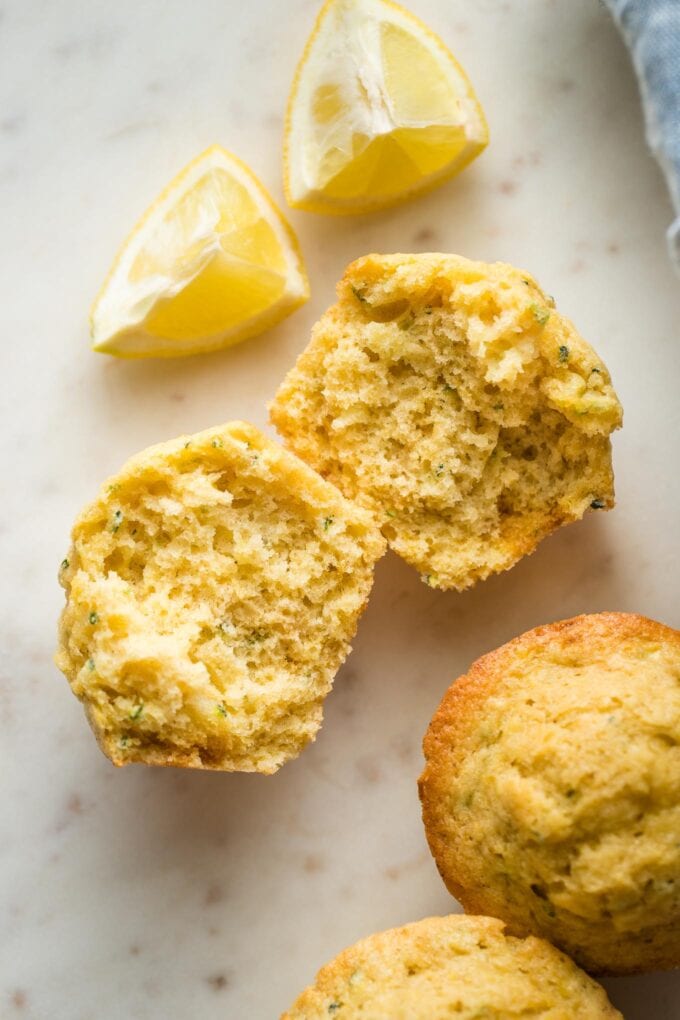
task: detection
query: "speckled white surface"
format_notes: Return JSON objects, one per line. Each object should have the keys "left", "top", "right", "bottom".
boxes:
{"left": 2, "top": 0, "right": 680, "bottom": 1017}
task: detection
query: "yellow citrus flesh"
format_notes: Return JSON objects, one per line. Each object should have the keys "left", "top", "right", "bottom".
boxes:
{"left": 284, "top": 0, "right": 488, "bottom": 215}
{"left": 91, "top": 146, "right": 309, "bottom": 358}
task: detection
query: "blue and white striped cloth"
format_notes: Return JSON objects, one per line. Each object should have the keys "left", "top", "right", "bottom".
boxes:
{"left": 605, "top": 0, "right": 680, "bottom": 272}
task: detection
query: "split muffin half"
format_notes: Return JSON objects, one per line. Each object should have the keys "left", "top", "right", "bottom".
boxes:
{"left": 56, "top": 421, "right": 385, "bottom": 773}
{"left": 271, "top": 253, "right": 622, "bottom": 590}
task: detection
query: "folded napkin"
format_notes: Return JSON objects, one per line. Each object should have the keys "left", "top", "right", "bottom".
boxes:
{"left": 605, "top": 0, "right": 680, "bottom": 272}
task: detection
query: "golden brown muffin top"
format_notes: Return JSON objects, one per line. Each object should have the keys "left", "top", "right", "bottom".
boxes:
{"left": 420, "top": 613, "right": 680, "bottom": 973}
{"left": 282, "top": 913, "right": 621, "bottom": 1018}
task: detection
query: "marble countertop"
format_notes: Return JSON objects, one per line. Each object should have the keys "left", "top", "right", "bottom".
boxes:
{"left": 2, "top": 0, "right": 680, "bottom": 1016}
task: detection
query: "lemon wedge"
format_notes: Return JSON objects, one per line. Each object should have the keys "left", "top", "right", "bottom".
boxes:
{"left": 91, "top": 145, "right": 310, "bottom": 358}
{"left": 284, "top": 0, "right": 488, "bottom": 215}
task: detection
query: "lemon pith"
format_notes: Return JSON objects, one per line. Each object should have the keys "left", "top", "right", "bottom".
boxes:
{"left": 91, "top": 145, "right": 309, "bottom": 359}
{"left": 284, "top": 0, "right": 488, "bottom": 215}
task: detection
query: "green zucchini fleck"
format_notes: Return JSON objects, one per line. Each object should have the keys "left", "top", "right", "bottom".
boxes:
{"left": 530, "top": 304, "right": 551, "bottom": 327}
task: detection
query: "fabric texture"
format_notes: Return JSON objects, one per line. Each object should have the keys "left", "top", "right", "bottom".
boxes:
{"left": 604, "top": 0, "right": 680, "bottom": 271}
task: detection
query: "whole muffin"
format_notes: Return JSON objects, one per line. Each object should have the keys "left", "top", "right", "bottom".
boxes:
{"left": 420, "top": 612, "right": 680, "bottom": 973}
{"left": 281, "top": 913, "right": 621, "bottom": 1019}
{"left": 55, "top": 421, "right": 385, "bottom": 773}
{"left": 271, "top": 253, "right": 622, "bottom": 591}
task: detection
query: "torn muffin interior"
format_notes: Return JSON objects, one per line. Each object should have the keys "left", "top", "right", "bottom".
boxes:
{"left": 56, "top": 422, "right": 385, "bottom": 773}
{"left": 271, "top": 254, "right": 622, "bottom": 590}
